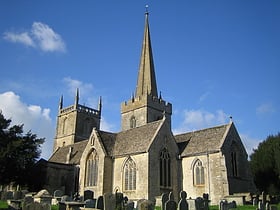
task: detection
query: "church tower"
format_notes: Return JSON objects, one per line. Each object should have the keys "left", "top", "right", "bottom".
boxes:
{"left": 121, "top": 11, "right": 172, "bottom": 131}
{"left": 53, "top": 89, "right": 102, "bottom": 151}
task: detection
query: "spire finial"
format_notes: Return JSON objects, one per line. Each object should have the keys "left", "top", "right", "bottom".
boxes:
{"left": 145, "top": 5, "right": 149, "bottom": 15}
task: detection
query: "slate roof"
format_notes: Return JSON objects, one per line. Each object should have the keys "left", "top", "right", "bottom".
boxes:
{"left": 48, "top": 120, "right": 163, "bottom": 164}
{"left": 175, "top": 123, "right": 230, "bottom": 157}
{"left": 113, "top": 120, "right": 162, "bottom": 157}
{"left": 48, "top": 140, "right": 88, "bottom": 164}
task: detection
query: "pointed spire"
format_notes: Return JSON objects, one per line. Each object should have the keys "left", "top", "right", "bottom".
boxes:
{"left": 75, "top": 88, "right": 79, "bottom": 108}
{"left": 59, "top": 95, "right": 63, "bottom": 110}
{"left": 135, "top": 8, "right": 158, "bottom": 98}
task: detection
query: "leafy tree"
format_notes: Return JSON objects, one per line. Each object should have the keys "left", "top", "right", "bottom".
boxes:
{"left": 0, "top": 111, "right": 44, "bottom": 186}
{"left": 250, "top": 133, "right": 280, "bottom": 194}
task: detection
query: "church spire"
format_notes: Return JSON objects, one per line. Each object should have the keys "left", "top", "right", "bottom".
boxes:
{"left": 135, "top": 9, "right": 158, "bottom": 98}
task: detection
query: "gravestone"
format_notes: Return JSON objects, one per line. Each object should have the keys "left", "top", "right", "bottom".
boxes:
{"left": 195, "top": 197, "right": 204, "bottom": 210}
{"left": 165, "top": 192, "right": 177, "bottom": 210}
{"left": 84, "top": 190, "right": 94, "bottom": 200}
{"left": 96, "top": 195, "right": 104, "bottom": 210}
{"left": 13, "top": 191, "right": 23, "bottom": 200}
{"left": 25, "top": 202, "right": 51, "bottom": 210}
{"left": 115, "top": 192, "right": 124, "bottom": 210}
{"left": 202, "top": 193, "right": 210, "bottom": 210}
{"left": 258, "top": 201, "right": 264, "bottom": 210}
{"left": 54, "top": 190, "right": 63, "bottom": 198}
{"left": 22, "top": 196, "right": 34, "bottom": 210}
{"left": 125, "top": 201, "right": 134, "bottom": 210}
{"left": 161, "top": 192, "right": 169, "bottom": 210}
{"left": 137, "top": 199, "right": 154, "bottom": 210}
{"left": 178, "top": 191, "right": 188, "bottom": 210}
{"left": 103, "top": 192, "right": 116, "bottom": 210}
{"left": 85, "top": 199, "right": 96, "bottom": 208}
{"left": 187, "top": 199, "right": 196, "bottom": 210}
{"left": 61, "top": 195, "right": 72, "bottom": 202}
{"left": 265, "top": 202, "right": 270, "bottom": 210}
{"left": 34, "top": 189, "right": 52, "bottom": 205}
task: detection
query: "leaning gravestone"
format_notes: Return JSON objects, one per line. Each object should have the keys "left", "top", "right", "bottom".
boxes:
{"left": 178, "top": 191, "right": 188, "bottom": 210}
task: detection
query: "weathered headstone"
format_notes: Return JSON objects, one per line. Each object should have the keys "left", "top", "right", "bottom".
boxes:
{"left": 178, "top": 191, "right": 188, "bottom": 210}
{"left": 54, "top": 190, "right": 63, "bottom": 198}
{"left": 22, "top": 196, "right": 34, "bottom": 210}
{"left": 202, "top": 193, "right": 210, "bottom": 210}
{"left": 34, "top": 189, "right": 52, "bottom": 205}
{"left": 195, "top": 197, "right": 204, "bottom": 210}
{"left": 187, "top": 199, "right": 196, "bottom": 210}
{"left": 125, "top": 201, "right": 134, "bottom": 210}
{"left": 61, "top": 195, "right": 72, "bottom": 202}
{"left": 85, "top": 199, "right": 96, "bottom": 208}
{"left": 137, "top": 199, "right": 154, "bottom": 210}
{"left": 265, "top": 202, "right": 270, "bottom": 210}
{"left": 84, "top": 190, "right": 94, "bottom": 200}
{"left": 165, "top": 192, "right": 177, "bottom": 210}
{"left": 115, "top": 192, "right": 124, "bottom": 210}
{"left": 161, "top": 192, "right": 169, "bottom": 210}
{"left": 25, "top": 202, "right": 51, "bottom": 210}
{"left": 258, "top": 201, "right": 264, "bottom": 210}
{"left": 103, "top": 192, "right": 116, "bottom": 210}
{"left": 13, "top": 191, "right": 23, "bottom": 200}
{"left": 96, "top": 195, "right": 104, "bottom": 210}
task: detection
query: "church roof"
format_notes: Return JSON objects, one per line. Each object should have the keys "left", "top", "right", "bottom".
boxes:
{"left": 113, "top": 120, "right": 162, "bottom": 157}
{"left": 175, "top": 123, "right": 230, "bottom": 157}
{"left": 48, "top": 140, "right": 88, "bottom": 164}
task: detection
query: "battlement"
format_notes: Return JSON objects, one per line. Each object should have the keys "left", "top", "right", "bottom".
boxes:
{"left": 121, "top": 94, "right": 172, "bottom": 114}
{"left": 60, "top": 104, "right": 101, "bottom": 117}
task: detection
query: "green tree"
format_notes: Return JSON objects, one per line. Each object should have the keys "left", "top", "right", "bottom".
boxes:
{"left": 250, "top": 133, "right": 280, "bottom": 194}
{"left": 0, "top": 111, "right": 44, "bottom": 186}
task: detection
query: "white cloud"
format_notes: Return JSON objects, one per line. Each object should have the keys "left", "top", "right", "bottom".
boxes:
{"left": 256, "top": 103, "right": 275, "bottom": 116}
{"left": 3, "top": 32, "right": 35, "bottom": 47}
{"left": 174, "top": 109, "right": 229, "bottom": 134}
{"left": 3, "top": 22, "right": 66, "bottom": 53}
{"left": 240, "top": 133, "right": 261, "bottom": 157}
{"left": 0, "top": 91, "right": 54, "bottom": 159}
{"left": 31, "top": 22, "right": 66, "bottom": 52}
{"left": 63, "top": 77, "right": 95, "bottom": 104}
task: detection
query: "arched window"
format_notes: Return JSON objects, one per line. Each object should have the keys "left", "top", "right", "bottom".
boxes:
{"left": 193, "top": 159, "right": 205, "bottom": 186}
{"left": 85, "top": 149, "right": 98, "bottom": 186}
{"left": 123, "top": 157, "right": 136, "bottom": 191}
{"left": 160, "top": 148, "right": 171, "bottom": 187}
{"left": 130, "top": 116, "right": 136, "bottom": 129}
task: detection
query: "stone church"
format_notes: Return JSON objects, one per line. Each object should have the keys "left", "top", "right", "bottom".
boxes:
{"left": 42, "top": 12, "right": 255, "bottom": 205}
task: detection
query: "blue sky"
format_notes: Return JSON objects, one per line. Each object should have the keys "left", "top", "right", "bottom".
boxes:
{"left": 0, "top": 1, "right": 279, "bottom": 159}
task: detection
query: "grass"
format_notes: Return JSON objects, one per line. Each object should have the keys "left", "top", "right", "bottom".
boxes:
{"left": 0, "top": 200, "right": 58, "bottom": 210}
{"left": 1, "top": 200, "right": 280, "bottom": 210}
